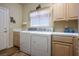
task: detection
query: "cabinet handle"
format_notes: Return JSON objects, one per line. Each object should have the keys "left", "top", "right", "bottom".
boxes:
{"left": 56, "top": 18, "right": 64, "bottom": 19}
{"left": 4, "top": 30, "right": 7, "bottom": 32}
{"left": 70, "top": 16, "right": 78, "bottom": 19}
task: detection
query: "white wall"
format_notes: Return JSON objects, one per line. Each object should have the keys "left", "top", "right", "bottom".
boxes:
{"left": 0, "top": 3, "right": 23, "bottom": 47}
{"left": 0, "top": 3, "right": 53, "bottom": 48}
{"left": 22, "top": 3, "right": 53, "bottom": 29}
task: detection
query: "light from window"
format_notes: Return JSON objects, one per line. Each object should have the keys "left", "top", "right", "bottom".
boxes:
{"left": 30, "top": 8, "right": 51, "bottom": 27}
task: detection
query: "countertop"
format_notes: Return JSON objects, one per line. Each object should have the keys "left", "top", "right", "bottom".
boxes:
{"left": 13, "top": 29, "right": 22, "bottom": 32}
{"left": 13, "top": 29, "right": 78, "bottom": 37}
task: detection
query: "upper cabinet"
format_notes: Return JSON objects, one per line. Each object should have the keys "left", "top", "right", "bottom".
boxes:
{"left": 53, "top": 3, "right": 79, "bottom": 21}
{"left": 67, "top": 3, "right": 79, "bottom": 20}
{"left": 53, "top": 3, "right": 67, "bottom": 21}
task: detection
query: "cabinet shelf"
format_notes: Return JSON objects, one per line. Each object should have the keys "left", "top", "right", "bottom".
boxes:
{"left": 53, "top": 20, "right": 78, "bottom": 33}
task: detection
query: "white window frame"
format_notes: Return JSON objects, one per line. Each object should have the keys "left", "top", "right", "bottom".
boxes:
{"left": 29, "top": 7, "right": 52, "bottom": 27}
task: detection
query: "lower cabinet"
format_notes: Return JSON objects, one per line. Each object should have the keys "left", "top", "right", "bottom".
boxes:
{"left": 52, "top": 36, "right": 74, "bottom": 56}
{"left": 13, "top": 32, "right": 20, "bottom": 48}
{"left": 20, "top": 32, "right": 77, "bottom": 56}
{"left": 52, "top": 42, "right": 73, "bottom": 56}
{"left": 74, "top": 38, "right": 79, "bottom": 56}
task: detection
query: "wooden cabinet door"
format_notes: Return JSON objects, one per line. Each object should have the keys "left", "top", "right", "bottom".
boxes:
{"left": 52, "top": 42, "right": 73, "bottom": 56}
{"left": 67, "top": 3, "right": 79, "bottom": 20}
{"left": 53, "top": 3, "right": 67, "bottom": 21}
{"left": 13, "top": 32, "right": 20, "bottom": 47}
{"left": 77, "top": 39, "right": 79, "bottom": 56}
{"left": 74, "top": 38, "right": 79, "bottom": 56}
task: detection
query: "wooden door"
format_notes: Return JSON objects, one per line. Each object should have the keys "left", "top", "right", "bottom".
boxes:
{"left": 53, "top": 3, "right": 67, "bottom": 21}
{"left": 52, "top": 42, "right": 73, "bottom": 56}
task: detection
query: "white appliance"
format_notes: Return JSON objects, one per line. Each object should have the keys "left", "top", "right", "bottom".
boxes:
{"left": 20, "top": 32, "right": 31, "bottom": 54}
{"left": 0, "top": 7, "right": 10, "bottom": 50}
{"left": 20, "top": 31, "right": 51, "bottom": 56}
{"left": 30, "top": 33, "right": 51, "bottom": 56}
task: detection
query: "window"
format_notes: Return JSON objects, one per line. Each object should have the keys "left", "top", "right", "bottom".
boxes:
{"left": 30, "top": 8, "right": 51, "bottom": 27}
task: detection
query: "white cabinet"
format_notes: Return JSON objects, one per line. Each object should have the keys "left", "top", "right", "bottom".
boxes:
{"left": 20, "top": 32, "right": 31, "bottom": 54}
{"left": 30, "top": 34, "right": 51, "bottom": 56}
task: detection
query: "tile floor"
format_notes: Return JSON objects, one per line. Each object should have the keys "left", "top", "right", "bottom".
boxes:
{"left": 0, "top": 47, "right": 29, "bottom": 56}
